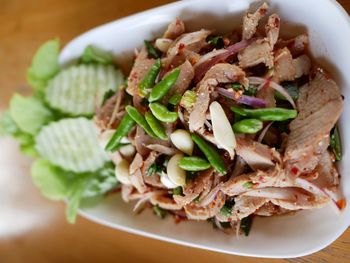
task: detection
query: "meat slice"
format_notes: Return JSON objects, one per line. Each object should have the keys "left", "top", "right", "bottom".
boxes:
{"left": 134, "top": 126, "right": 171, "bottom": 157}
{"left": 231, "top": 196, "right": 267, "bottom": 220}
{"left": 265, "top": 14, "right": 280, "bottom": 47}
{"left": 238, "top": 38, "right": 274, "bottom": 68}
{"left": 174, "top": 168, "right": 214, "bottom": 206}
{"left": 141, "top": 151, "right": 164, "bottom": 188}
{"left": 276, "top": 33, "right": 309, "bottom": 57}
{"left": 273, "top": 48, "right": 311, "bottom": 83}
{"left": 313, "top": 150, "right": 340, "bottom": 189}
{"left": 165, "top": 29, "right": 211, "bottom": 67}
{"left": 242, "top": 2, "right": 269, "bottom": 40}
{"left": 129, "top": 153, "right": 148, "bottom": 193}
{"left": 184, "top": 191, "right": 225, "bottom": 220}
{"left": 189, "top": 63, "right": 247, "bottom": 132}
{"left": 254, "top": 202, "right": 290, "bottom": 216}
{"left": 284, "top": 70, "right": 343, "bottom": 176}
{"left": 126, "top": 47, "right": 155, "bottom": 96}
{"left": 163, "top": 18, "right": 185, "bottom": 39}
{"left": 162, "top": 60, "right": 194, "bottom": 103}
{"left": 150, "top": 191, "right": 182, "bottom": 210}
{"left": 235, "top": 137, "right": 280, "bottom": 171}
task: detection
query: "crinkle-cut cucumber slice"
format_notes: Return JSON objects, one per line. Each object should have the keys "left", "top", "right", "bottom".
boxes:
{"left": 46, "top": 64, "right": 124, "bottom": 115}
{"left": 36, "top": 117, "right": 109, "bottom": 173}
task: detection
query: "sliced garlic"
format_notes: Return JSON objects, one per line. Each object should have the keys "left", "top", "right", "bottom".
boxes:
{"left": 155, "top": 38, "right": 173, "bottom": 52}
{"left": 167, "top": 153, "right": 186, "bottom": 186}
{"left": 119, "top": 144, "right": 136, "bottom": 157}
{"left": 115, "top": 158, "right": 132, "bottom": 185}
{"left": 209, "top": 101, "right": 236, "bottom": 159}
{"left": 170, "top": 129, "right": 194, "bottom": 155}
{"left": 160, "top": 171, "right": 178, "bottom": 189}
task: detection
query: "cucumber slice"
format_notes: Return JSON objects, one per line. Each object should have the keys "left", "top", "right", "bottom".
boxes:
{"left": 36, "top": 117, "right": 109, "bottom": 173}
{"left": 46, "top": 64, "right": 124, "bottom": 115}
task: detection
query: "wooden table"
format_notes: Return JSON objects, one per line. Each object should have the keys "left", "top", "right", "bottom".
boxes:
{"left": 0, "top": 0, "right": 349, "bottom": 262}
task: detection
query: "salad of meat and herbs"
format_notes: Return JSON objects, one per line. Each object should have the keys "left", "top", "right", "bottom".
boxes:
{"left": 0, "top": 2, "right": 345, "bottom": 234}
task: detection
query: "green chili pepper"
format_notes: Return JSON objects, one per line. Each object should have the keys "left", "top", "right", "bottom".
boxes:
{"left": 105, "top": 113, "right": 135, "bottom": 151}
{"left": 191, "top": 134, "right": 226, "bottom": 175}
{"left": 149, "top": 102, "right": 178, "bottom": 123}
{"left": 145, "top": 112, "right": 168, "bottom": 140}
{"left": 232, "top": 118, "right": 263, "bottom": 134}
{"left": 240, "top": 216, "right": 253, "bottom": 236}
{"left": 139, "top": 59, "right": 161, "bottom": 97}
{"left": 149, "top": 68, "right": 180, "bottom": 102}
{"left": 330, "top": 126, "right": 342, "bottom": 161}
{"left": 125, "top": 106, "right": 157, "bottom": 138}
{"left": 231, "top": 106, "right": 297, "bottom": 121}
{"left": 168, "top": 94, "right": 182, "bottom": 106}
{"left": 178, "top": 156, "right": 211, "bottom": 171}
{"left": 144, "top": 40, "right": 162, "bottom": 59}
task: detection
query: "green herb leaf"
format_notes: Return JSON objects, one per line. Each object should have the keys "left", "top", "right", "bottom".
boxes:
{"left": 240, "top": 216, "right": 253, "bottom": 236}
{"left": 10, "top": 94, "right": 53, "bottom": 135}
{"left": 144, "top": 40, "right": 162, "bottom": 59}
{"left": 243, "top": 181, "right": 254, "bottom": 188}
{"left": 31, "top": 159, "right": 73, "bottom": 201}
{"left": 173, "top": 186, "right": 183, "bottom": 196}
{"left": 330, "top": 126, "right": 342, "bottom": 161}
{"left": 231, "top": 82, "right": 242, "bottom": 91}
{"left": 153, "top": 205, "right": 167, "bottom": 218}
{"left": 207, "top": 36, "right": 224, "bottom": 48}
{"left": 244, "top": 86, "right": 257, "bottom": 96}
{"left": 220, "top": 205, "right": 233, "bottom": 217}
{"left": 80, "top": 45, "right": 114, "bottom": 65}
{"left": 276, "top": 82, "right": 299, "bottom": 101}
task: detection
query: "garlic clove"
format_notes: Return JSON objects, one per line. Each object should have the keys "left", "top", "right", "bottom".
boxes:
{"left": 170, "top": 129, "right": 194, "bottom": 155}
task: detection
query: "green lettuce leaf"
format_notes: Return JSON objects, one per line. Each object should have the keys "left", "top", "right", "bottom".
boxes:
{"left": 0, "top": 111, "right": 19, "bottom": 136}
{"left": 31, "top": 159, "right": 73, "bottom": 200}
{"left": 80, "top": 45, "right": 113, "bottom": 65}
{"left": 28, "top": 39, "right": 60, "bottom": 80}
{"left": 10, "top": 94, "right": 53, "bottom": 135}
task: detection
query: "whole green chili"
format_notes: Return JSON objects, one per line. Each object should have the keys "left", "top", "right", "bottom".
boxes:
{"left": 105, "top": 113, "right": 135, "bottom": 151}
{"left": 178, "top": 156, "right": 211, "bottom": 171}
{"left": 145, "top": 112, "right": 168, "bottom": 140}
{"left": 149, "top": 68, "right": 180, "bottom": 102}
{"left": 139, "top": 59, "right": 161, "bottom": 97}
{"left": 149, "top": 102, "right": 178, "bottom": 123}
{"left": 232, "top": 118, "right": 263, "bottom": 134}
{"left": 231, "top": 106, "right": 297, "bottom": 121}
{"left": 125, "top": 106, "right": 157, "bottom": 138}
{"left": 191, "top": 134, "right": 227, "bottom": 175}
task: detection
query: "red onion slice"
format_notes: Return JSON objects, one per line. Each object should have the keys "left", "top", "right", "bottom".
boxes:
{"left": 257, "top": 122, "right": 273, "bottom": 143}
{"left": 248, "top": 77, "right": 297, "bottom": 109}
{"left": 216, "top": 87, "right": 267, "bottom": 108}
{"left": 199, "top": 183, "right": 223, "bottom": 207}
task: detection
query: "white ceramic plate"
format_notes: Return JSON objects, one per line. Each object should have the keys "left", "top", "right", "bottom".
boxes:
{"left": 26, "top": 0, "right": 350, "bottom": 258}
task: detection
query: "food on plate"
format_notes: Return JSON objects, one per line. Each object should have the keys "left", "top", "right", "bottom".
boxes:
{"left": 0, "top": 2, "right": 345, "bottom": 234}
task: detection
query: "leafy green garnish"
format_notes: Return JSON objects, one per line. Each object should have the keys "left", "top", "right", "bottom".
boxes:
{"left": 153, "top": 205, "right": 167, "bottom": 218}
{"left": 243, "top": 181, "right": 254, "bottom": 188}
{"left": 0, "top": 111, "right": 19, "bottom": 136}
{"left": 144, "top": 40, "right": 162, "bottom": 59}
{"left": 10, "top": 94, "right": 53, "bottom": 135}
{"left": 147, "top": 163, "right": 163, "bottom": 176}
{"left": 27, "top": 39, "right": 60, "bottom": 92}
{"left": 276, "top": 82, "right": 299, "bottom": 101}
{"left": 101, "top": 90, "right": 116, "bottom": 106}
{"left": 207, "top": 36, "right": 224, "bottom": 49}
{"left": 220, "top": 205, "right": 233, "bottom": 217}
{"left": 330, "top": 126, "right": 342, "bottom": 161}
{"left": 232, "top": 82, "right": 242, "bottom": 91}
{"left": 240, "top": 216, "right": 253, "bottom": 236}
{"left": 173, "top": 186, "right": 183, "bottom": 196}
{"left": 31, "top": 159, "right": 118, "bottom": 223}
{"left": 244, "top": 86, "right": 257, "bottom": 96}
{"left": 80, "top": 45, "right": 114, "bottom": 65}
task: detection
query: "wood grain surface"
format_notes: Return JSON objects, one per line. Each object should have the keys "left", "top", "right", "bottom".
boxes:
{"left": 0, "top": 1, "right": 349, "bottom": 262}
